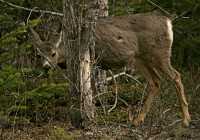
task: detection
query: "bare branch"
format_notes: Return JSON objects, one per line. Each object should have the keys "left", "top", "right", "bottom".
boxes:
{"left": 173, "top": 10, "right": 191, "bottom": 21}
{"left": 147, "top": 0, "right": 171, "bottom": 16}
{"left": 108, "top": 70, "right": 118, "bottom": 113}
{"left": 0, "top": 0, "right": 63, "bottom": 17}
{"left": 118, "top": 97, "right": 129, "bottom": 107}
{"left": 106, "top": 71, "right": 126, "bottom": 81}
{"left": 106, "top": 71, "right": 142, "bottom": 85}
{"left": 124, "top": 73, "right": 142, "bottom": 85}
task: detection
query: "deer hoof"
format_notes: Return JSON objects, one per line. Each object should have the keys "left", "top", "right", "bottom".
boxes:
{"left": 183, "top": 115, "right": 191, "bottom": 127}
{"left": 133, "top": 117, "right": 144, "bottom": 127}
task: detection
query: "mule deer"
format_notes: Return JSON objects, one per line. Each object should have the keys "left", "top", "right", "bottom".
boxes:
{"left": 30, "top": 13, "right": 191, "bottom": 127}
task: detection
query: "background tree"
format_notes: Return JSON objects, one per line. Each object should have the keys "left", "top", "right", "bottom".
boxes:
{"left": 63, "top": 0, "right": 99, "bottom": 127}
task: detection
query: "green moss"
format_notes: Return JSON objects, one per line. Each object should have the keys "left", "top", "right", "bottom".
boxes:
{"left": 50, "top": 127, "right": 80, "bottom": 140}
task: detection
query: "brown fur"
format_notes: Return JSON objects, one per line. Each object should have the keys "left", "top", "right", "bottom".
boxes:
{"left": 31, "top": 13, "right": 191, "bottom": 127}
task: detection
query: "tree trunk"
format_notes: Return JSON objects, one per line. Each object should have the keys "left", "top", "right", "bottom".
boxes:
{"left": 80, "top": 48, "right": 94, "bottom": 121}
{"left": 63, "top": 0, "right": 98, "bottom": 127}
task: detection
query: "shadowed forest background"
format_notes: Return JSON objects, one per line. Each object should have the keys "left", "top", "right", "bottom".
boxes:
{"left": 0, "top": 0, "right": 200, "bottom": 139}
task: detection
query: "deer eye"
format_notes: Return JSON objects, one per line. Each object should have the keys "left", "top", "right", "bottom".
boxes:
{"left": 51, "top": 52, "right": 56, "bottom": 57}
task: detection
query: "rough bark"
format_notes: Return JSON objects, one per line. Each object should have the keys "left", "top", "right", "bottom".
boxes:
{"left": 63, "top": 0, "right": 98, "bottom": 127}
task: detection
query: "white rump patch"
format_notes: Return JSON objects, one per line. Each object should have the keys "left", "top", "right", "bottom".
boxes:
{"left": 166, "top": 19, "right": 173, "bottom": 44}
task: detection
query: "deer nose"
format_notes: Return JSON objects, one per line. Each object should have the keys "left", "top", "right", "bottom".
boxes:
{"left": 43, "top": 61, "right": 51, "bottom": 69}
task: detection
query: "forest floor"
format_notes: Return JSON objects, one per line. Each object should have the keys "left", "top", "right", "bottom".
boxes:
{"left": 1, "top": 71, "right": 200, "bottom": 140}
{"left": 1, "top": 118, "right": 200, "bottom": 140}
{"left": 1, "top": 108, "right": 200, "bottom": 140}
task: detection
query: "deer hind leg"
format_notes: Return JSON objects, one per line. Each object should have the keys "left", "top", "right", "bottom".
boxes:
{"left": 159, "top": 62, "right": 191, "bottom": 127}
{"left": 132, "top": 61, "right": 160, "bottom": 126}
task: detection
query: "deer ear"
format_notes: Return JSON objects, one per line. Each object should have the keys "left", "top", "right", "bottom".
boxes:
{"left": 29, "top": 27, "right": 43, "bottom": 47}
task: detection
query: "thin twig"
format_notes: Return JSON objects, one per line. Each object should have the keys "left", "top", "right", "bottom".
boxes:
{"left": 125, "top": 73, "right": 142, "bottom": 85}
{"left": 147, "top": 0, "right": 171, "bottom": 16}
{"left": 0, "top": 0, "right": 63, "bottom": 16}
{"left": 173, "top": 10, "right": 191, "bottom": 21}
{"left": 106, "top": 71, "right": 142, "bottom": 85}
{"left": 94, "top": 91, "right": 129, "bottom": 107}
{"left": 108, "top": 70, "right": 118, "bottom": 113}
{"left": 94, "top": 91, "right": 112, "bottom": 98}
{"left": 162, "top": 108, "right": 171, "bottom": 115}
{"left": 118, "top": 97, "right": 129, "bottom": 107}
{"left": 94, "top": 83, "right": 110, "bottom": 115}
{"left": 106, "top": 72, "right": 126, "bottom": 81}
{"left": 26, "top": 7, "right": 37, "bottom": 24}
{"left": 148, "top": 0, "right": 191, "bottom": 21}
{"left": 166, "top": 119, "right": 182, "bottom": 128}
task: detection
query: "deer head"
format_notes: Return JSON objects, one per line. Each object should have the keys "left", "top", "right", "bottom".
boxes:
{"left": 30, "top": 13, "right": 191, "bottom": 127}
{"left": 30, "top": 28, "right": 65, "bottom": 68}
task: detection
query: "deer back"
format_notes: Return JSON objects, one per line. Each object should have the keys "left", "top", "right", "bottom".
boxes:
{"left": 95, "top": 13, "right": 172, "bottom": 70}
{"left": 31, "top": 13, "right": 173, "bottom": 70}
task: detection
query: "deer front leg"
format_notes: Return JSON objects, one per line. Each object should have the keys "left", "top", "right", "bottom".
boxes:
{"left": 133, "top": 78, "right": 160, "bottom": 126}
{"left": 130, "top": 61, "right": 160, "bottom": 126}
